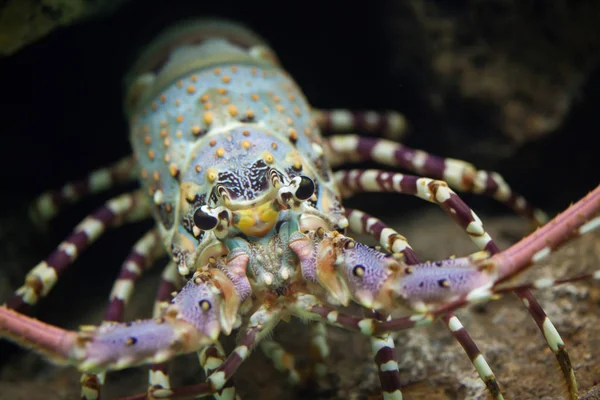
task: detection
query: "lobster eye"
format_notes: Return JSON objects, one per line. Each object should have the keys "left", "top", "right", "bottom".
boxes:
{"left": 193, "top": 208, "right": 218, "bottom": 230}
{"left": 295, "top": 176, "right": 315, "bottom": 200}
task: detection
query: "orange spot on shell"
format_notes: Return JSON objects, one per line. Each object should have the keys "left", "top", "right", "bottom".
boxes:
{"left": 176, "top": 115, "right": 184, "bottom": 123}
{"left": 200, "top": 94, "right": 209, "bottom": 103}
{"left": 163, "top": 138, "right": 170, "bottom": 147}
{"left": 160, "top": 94, "right": 167, "bottom": 103}
{"left": 151, "top": 103, "right": 158, "bottom": 111}
{"left": 192, "top": 125, "right": 202, "bottom": 135}
{"left": 251, "top": 94, "right": 259, "bottom": 101}
{"left": 209, "top": 139, "right": 217, "bottom": 147}
{"left": 216, "top": 147, "right": 225, "bottom": 157}
{"left": 271, "top": 142, "right": 278, "bottom": 149}
{"left": 169, "top": 163, "right": 179, "bottom": 177}
{"left": 148, "top": 149, "right": 155, "bottom": 160}
{"left": 195, "top": 165, "right": 202, "bottom": 173}
{"left": 153, "top": 171, "right": 160, "bottom": 181}
{"left": 217, "top": 88, "right": 228, "bottom": 95}
{"left": 144, "top": 136, "right": 151, "bottom": 145}
{"left": 187, "top": 85, "right": 196, "bottom": 94}
{"left": 213, "top": 68, "right": 221, "bottom": 76}
{"left": 204, "top": 102, "right": 213, "bottom": 110}
{"left": 191, "top": 74, "right": 198, "bottom": 82}
{"left": 227, "top": 104, "right": 238, "bottom": 117}
{"left": 289, "top": 128, "right": 298, "bottom": 142}
{"left": 204, "top": 112, "right": 213, "bottom": 125}
{"left": 221, "top": 75, "right": 231, "bottom": 84}
{"left": 160, "top": 129, "right": 168, "bottom": 137}
{"left": 231, "top": 66, "right": 238, "bottom": 72}
{"left": 242, "top": 130, "right": 250, "bottom": 136}
{"left": 242, "top": 140, "right": 251, "bottom": 149}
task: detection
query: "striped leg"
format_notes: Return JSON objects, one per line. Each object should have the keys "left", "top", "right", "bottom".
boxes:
{"left": 148, "top": 261, "right": 183, "bottom": 399}
{"left": 326, "top": 135, "right": 548, "bottom": 225}
{"left": 312, "top": 109, "right": 408, "bottom": 141}
{"left": 260, "top": 339, "right": 301, "bottom": 385}
{"left": 336, "top": 170, "right": 498, "bottom": 253}
{"left": 344, "top": 207, "right": 420, "bottom": 264}
{"left": 199, "top": 342, "right": 239, "bottom": 400}
{"left": 115, "top": 304, "right": 282, "bottom": 400}
{"left": 5, "top": 190, "right": 150, "bottom": 312}
{"left": 340, "top": 171, "right": 576, "bottom": 398}
{"left": 308, "top": 322, "right": 329, "bottom": 379}
{"left": 443, "top": 313, "right": 503, "bottom": 400}
{"left": 371, "top": 334, "right": 403, "bottom": 400}
{"left": 515, "top": 290, "right": 578, "bottom": 399}
{"left": 30, "top": 156, "right": 137, "bottom": 225}
{"left": 345, "top": 211, "right": 502, "bottom": 399}
{"left": 80, "top": 229, "right": 164, "bottom": 400}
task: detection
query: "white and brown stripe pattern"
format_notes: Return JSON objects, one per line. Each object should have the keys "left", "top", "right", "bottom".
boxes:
{"left": 80, "top": 229, "right": 164, "bottom": 400}
{"left": 260, "top": 339, "right": 301, "bottom": 384}
{"left": 325, "top": 135, "right": 547, "bottom": 225}
{"left": 30, "top": 156, "right": 138, "bottom": 225}
{"left": 148, "top": 261, "right": 182, "bottom": 399}
{"left": 309, "top": 322, "right": 329, "bottom": 379}
{"left": 344, "top": 207, "right": 419, "bottom": 264}
{"left": 443, "top": 313, "right": 503, "bottom": 400}
{"left": 7, "top": 191, "right": 149, "bottom": 312}
{"left": 336, "top": 170, "right": 498, "bottom": 253}
{"left": 199, "top": 342, "right": 237, "bottom": 400}
{"left": 312, "top": 109, "right": 408, "bottom": 141}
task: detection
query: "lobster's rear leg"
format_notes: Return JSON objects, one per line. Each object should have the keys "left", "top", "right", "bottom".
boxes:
{"left": 326, "top": 134, "right": 548, "bottom": 225}
{"left": 80, "top": 229, "right": 164, "bottom": 400}
{"left": 345, "top": 208, "right": 503, "bottom": 399}
{"left": 338, "top": 169, "right": 578, "bottom": 398}
{"left": 5, "top": 191, "right": 150, "bottom": 312}
{"left": 312, "top": 109, "right": 408, "bottom": 141}
{"left": 30, "top": 156, "right": 138, "bottom": 226}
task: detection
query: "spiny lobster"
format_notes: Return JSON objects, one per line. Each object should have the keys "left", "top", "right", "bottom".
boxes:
{"left": 0, "top": 18, "right": 599, "bottom": 400}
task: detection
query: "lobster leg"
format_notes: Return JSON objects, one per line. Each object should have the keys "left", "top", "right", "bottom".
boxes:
{"left": 5, "top": 190, "right": 150, "bottom": 312}
{"left": 81, "top": 229, "right": 164, "bottom": 400}
{"left": 326, "top": 135, "right": 548, "bottom": 225}
{"left": 346, "top": 208, "right": 503, "bottom": 399}
{"left": 312, "top": 109, "right": 408, "bottom": 141}
{"left": 442, "top": 313, "right": 503, "bottom": 400}
{"left": 344, "top": 207, "right": 420, "bottom": 264}
{"left": 199, "top": 341, "right": 239, "bottom": 400}
{"left": 148, "top": 261, "right": 184, "bottom": 399}
{"left": 30, "top": 156, "right": 137, "bottom": 225}
{"left": 337, "top": 168, "right": 578, "bottom": 398}
{"left": 308, "top": 322, "right": 329, "bottom": 379}
{"left": 336, "top": 169, "right": 498, "bottom": 252}
{"left": 260, "top": 339, "right": 301, "bottom": 385}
